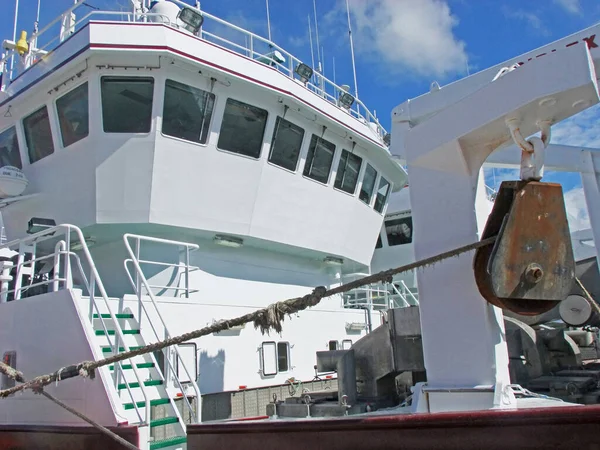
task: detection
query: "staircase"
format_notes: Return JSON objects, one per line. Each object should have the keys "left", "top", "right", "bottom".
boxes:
{"left": 91, "top": 306, "right": 190, "bottom": 450}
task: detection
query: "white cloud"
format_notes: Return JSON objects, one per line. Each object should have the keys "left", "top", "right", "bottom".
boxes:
{"left": 551, "top": 104, "right": 600, "bottom": 148}
{"left": 554, "top": 0, "right": 582, "bottom": 14}
{"left": 343, "top": 0, "right": 468, "bottom": 78}
{"left": 564, "top": 187, "right": 590, "bottom": 231}
{"left": 501, "top": 7, "right": 548, "bottom": 35}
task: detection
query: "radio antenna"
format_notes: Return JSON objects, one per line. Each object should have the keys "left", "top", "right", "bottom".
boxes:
{"left": 345, "top": 0, "right": 359, "bottom": 98}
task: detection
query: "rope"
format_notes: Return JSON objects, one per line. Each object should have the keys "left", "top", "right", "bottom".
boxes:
{"left": 0, "top": 236, "right": 496, "bottom": 398}
{"left": 574, "top": 276, "right": 600, "bottom": 318}
{"left": 0, "top": 361, "right": 140, "bottom": 450}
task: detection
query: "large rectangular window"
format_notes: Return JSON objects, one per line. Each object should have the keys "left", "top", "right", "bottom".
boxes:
{"left": 303, "top": 134, "right": 335, "bottom": 184}
{"left": 374, "top": 177, "right": 391, "bottom": 213}
{"left": 101, "top": 77, "right": 154, "bottom": 133}
{"left": 56, "top": 82, "right": 89, "bottom": 147}
{"left": 218, "top": 98, "right": 268, "bottom": 158}
{"left": 0, "top": 127, "right": 22, "bottom": 169}
{"left": 162, "top": 79, "right": 215, "bottom": 144}
{"left": 23, "top": 106, "right": 54, "bottom": 164}
{"left": 261, "top": 341, "right": 277, "bottom": 376}
{"left": 268, "top": 117, "right": 304, "bottom": 171}
{"left": 359, "top": 164, "right": 377, "bottom": 205}
{"left": 334, "top": 150, "right": 362, "bottom": 194}
{"left": 386, "top": 216, "right": 413, "bottom": 246}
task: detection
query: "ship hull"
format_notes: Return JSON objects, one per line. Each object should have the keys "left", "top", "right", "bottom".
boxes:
{"left": 187, "top": 405, "right": 600, "bottom": 450}
{"left": 0, "top": 425, "right": 139, "bottom": 450}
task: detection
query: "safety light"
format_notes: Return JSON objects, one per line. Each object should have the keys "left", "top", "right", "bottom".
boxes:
{"left": 177, "top": 7, "right": 204, "bottom": 34}
{"left": 338, "top": 91, "right": 355, "bottom": 110}
{"left": 295, "top": 63, "right": 313, "bottom": 84}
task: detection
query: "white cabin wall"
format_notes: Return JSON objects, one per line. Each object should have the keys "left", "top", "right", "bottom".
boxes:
{"left": 0, "top": 290, "right": 121, "bottom": 426}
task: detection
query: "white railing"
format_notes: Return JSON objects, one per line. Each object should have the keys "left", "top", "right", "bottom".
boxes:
{"left": 0, "top": 0, "right": 387, "bottom": 140}
{"left": 123, "top": 233, "right": 201, "bottom": 425}
{"left": 0, "top": 224, "right": 151, "bottom": 425}
{"left": 341, "top": 272, "right": 418, "bottom": 311}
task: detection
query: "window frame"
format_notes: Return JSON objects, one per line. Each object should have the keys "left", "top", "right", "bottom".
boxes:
{"left": 267, "top": 116, "right": 306, "bottom": 173}
{"left": 359, "top": 163, "right": 378, "bottom": 206}
{"left": 22, "top": 104, "right": 55, "bottom": 164}
{"left": 260, "top": 341, "right": 278, "bottom": 377}
{"left": 55, "top": 81, "right": 90, "bottom": 148}
{"left": 100, "top": 75, "right": 155, "bottom": 134}
{"left": 216, "top": 97, "right": 269, "bottom": 160}
{"left": 302, "top": 134, "right": 337, "bottom": 185}
{"left": 0, "top": 126, "right": 23, "bottom": 170}
{"left": 333, "top": 149, "right": 363, "bottom": 195}
{"left": 374, "top": 176, "right": 391, "bottom": 214}
{"left": 385, "top": 214, "right": 414, "bottom": 247}
{"left": 276, "top": 341, "right": 291, "bottom": 373}
{"left": 161, "top": 78, "right": 216, "bottom": 147}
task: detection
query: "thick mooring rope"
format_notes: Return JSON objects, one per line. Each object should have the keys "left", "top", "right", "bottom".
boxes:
{"left": 0, "top": 236, "right": 497, "bottom": 398}
{"left": 0, "top": 361, "right": 140, "bottom": 450}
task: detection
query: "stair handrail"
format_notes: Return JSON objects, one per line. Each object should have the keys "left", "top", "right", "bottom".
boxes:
{"left": 123, "top": 233, "right": 201, "bottom": 424}
{"left": 0, "top": 224, "right": 152, "bottom": 424}
{"left": 399, "top": 280, "right": 420, "bottom": 306}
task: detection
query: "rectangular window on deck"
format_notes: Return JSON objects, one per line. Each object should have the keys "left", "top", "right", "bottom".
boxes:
{"left": 56, "top": 82, "right": 89, "bottom": 147}
{"left": 342, "top": 339, "right": 353, "bottom": 350}
{"left": 23, "top": 106, "right": 54, "bottom": 164}
{"left": 101, "top": 77, "right": 154, "bottom": 133}
{"left": 261, "top": 341, "right": 277, "bottom": 376}
{"left": 162, "top": 79, "right": 215, "bottom": 144}
{"left": 359, "top": 164, "right": 377, "bottom": 205}
{"left": 268, "top": 117, "right": 304, "bottom": 171}
{"left": 303, "top": 134, "right": 335, "bottom": 184}
{"left": 386, "top": 216, "right": 413, "bottom": 246}
{"left": 277, "top": 342, "right": 290, "bottom": 372}
{"left": 0, "top": 127, "right": 22, "bottom": 169}
{"left": 334, "top": 150, "right": 362, "bottom": 194}
{"left": 218, "top": 98, "right": 268, "bottom": 158}
{"left": 328, "top": 340, "right": 338, "bottom": 351}
{"left": 374, "top": 177, "right": 391, "bottom": 213}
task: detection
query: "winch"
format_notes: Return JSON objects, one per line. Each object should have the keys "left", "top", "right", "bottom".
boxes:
{"left": 474, "top": 121, "right": 576, "bottom": 316}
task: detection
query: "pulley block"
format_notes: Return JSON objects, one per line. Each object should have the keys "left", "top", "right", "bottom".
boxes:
{"left": 474, "top": 181, "right": 575, "bottom": 316}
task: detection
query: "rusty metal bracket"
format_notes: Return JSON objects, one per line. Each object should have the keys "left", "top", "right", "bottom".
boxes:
{"left": 474, "top": 181, "right": 575, "bottom": 315}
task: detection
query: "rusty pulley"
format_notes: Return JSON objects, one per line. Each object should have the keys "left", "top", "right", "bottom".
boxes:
{"left": 474, "top": 180, "right": 575, "bottom": 316}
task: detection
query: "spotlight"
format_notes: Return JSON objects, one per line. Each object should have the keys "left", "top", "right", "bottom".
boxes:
{"left": 295, "top": 63, "right": 313, "bottom": 84}
{"left": 177, "top": 7, "right": 204, "bottom": 34}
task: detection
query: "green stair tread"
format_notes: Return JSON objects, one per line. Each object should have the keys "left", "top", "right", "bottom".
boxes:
{"left": 101, "top": 346, "right": 142, "bottom": 353}
{"left": 93, "top": 313, "right": 134, "bottom": 319}
{"left": 95, "top": 329, "right": 140, "bottom": 336}
{"left": 117, "top": 379, "right": 163, "bottom": 390}
{"left": 150, "top": 436, "right": 187, "bottom": 450}
{"left": 150, "top": 416, "right": 179, "bottom": 428}
{"left": 123, "top": 398, "right": 170, "bottom": 410}
{"left": 109, "top": 362, "right": 155, "bottom": 370}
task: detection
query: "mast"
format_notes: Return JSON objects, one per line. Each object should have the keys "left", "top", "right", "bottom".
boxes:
{"left": 345, "top": 0, "right": 359, "bottom": 99}
{"left": 307, "top": 15, "right": 315, "bottom": 74}
{"left": 10, "top": 0, "right": 19, "bottom": 78}
{"left": 266, "top": 0, "right": 272, "bottom": 42}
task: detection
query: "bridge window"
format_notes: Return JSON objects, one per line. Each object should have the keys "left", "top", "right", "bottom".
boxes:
{"left": 101, "top": 76, "right": 154, "bottom": 133}
{"left": 0, "top": 127, "right": 22, "bottom": 169}
{"left": 334, "top": 150, "right": 362, "bottom": 194}
{"left": 56, "top": 82, "right": 89, "bottom": 147}
{"left": 162, "top": 79, "right": 215, "bottom": 145}
{"left": 218, "top": 98, "right": 268, "bottom": 158}
{"left": 303, "top": 134, "right": 336, "bottom": 184}
{"left": 359, "top": 164, "right": 377, "bottom": 205}
{"left": 268, "top": 117, "right": 304, "bottom": 171}
{"left": 374, "top": 177, "right": 391, "bottom": 213}
{"left": 386, "top": 216, "right": 413, "bottom": 246}
{"left": 23, "top": 106, "right": 54, "bottom": 164}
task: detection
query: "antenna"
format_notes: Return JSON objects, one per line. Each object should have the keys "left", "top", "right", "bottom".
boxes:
{"left": 265, "top": 0, "right": 272, "bottom": 42}
{"left": 313, "top": 0, "right": 322, "bottom": 73}
{"left": 307, "top": 15, "right": 315, "bottom": 71}
{"left": 345, "top": 0, "right": 359, "bottom": 99}
{"left": 10, "top": 0, "right": 20, "bottom": 77}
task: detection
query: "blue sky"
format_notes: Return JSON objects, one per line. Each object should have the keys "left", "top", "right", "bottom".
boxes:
{"left": 1, "top": 0, "right": 599, "bottom": 228}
